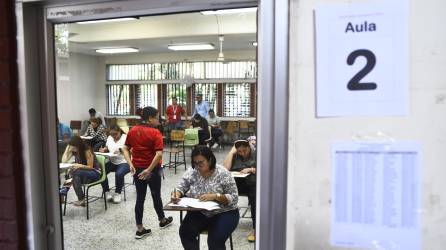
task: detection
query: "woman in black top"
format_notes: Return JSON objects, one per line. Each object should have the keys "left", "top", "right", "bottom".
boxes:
{"left": 191, "top": 114, "right": 210, "bottom": 145}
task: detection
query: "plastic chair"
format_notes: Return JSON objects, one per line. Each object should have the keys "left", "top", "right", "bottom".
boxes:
{"left": 63, "top": 155, "right": 108, "bottom": 219}
{"left": 184, "top": 128, "right": 199, "bottom": 147}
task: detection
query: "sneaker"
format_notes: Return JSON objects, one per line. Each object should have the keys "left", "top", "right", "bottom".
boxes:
{"left": 211, "top": 143, "right": 219, "bottom": 149}
{"left": 59, "top": 186, "right": 70, "bottom": 195}
{"left": 113, "top": 193, "right": 122, "bottom": 203}
{"left": 73, "top": 200, "right": 85, "bottom": 207}
{"left": 105, "top": 191, "right": 113, "bottom": 201}
{"left": 159, "top": 216, "right": 173, "bottom": 228}
{"left": 135, "top": 228, "right": 152, "bottom": 239}
{"left": 247, "top": 230, "right": 255, "bottom": 242}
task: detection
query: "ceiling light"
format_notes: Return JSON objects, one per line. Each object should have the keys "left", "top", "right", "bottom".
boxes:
{"left": 252, "top": 42, "right": 258, "bottom": 47}
{"left": 76, "top": 17, "right": 137, "bottom": 24}
{"left": 167, "top": 44, "right": 215, "bottom": 51}
{"left": 200, "top": 7, "right": 257, "bottom": 15}
{"left": 95, "top": 47, "right": 139, "bottom": 54}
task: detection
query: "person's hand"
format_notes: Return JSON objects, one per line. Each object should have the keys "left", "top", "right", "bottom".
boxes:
{"left": 171, "top": 191, "right": 181, "bottom": 204}
{"left": 240, "top": 168, "right": 251, "bottom": 174}
{"left": 229, "top": 146, "right": 236, "bottom": 155}
{"left": 138, "top": 169, "right": 152, "bottom": 180}
{"left": 71, "top": 163, "right": 81, "bottom": 171}
{"left": 251, "top": 168, "right": 256, "bottom": 174}
{"left": 129, "top": 164, "right": 136, "bottom": 175}
{"left": 199, "top": 193, "right": 216, "bottom": 202}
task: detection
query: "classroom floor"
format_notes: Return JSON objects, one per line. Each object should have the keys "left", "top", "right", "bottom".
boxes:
{"left": 62, "top": 147, "right": 255, "bottom": 250}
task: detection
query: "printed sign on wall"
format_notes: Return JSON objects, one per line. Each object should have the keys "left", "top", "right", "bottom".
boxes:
{"left": 331, "top": 142, "right": 421, "bottom": 250}
{"left": 315, "top": 2, "right": 408, "bottom": 117}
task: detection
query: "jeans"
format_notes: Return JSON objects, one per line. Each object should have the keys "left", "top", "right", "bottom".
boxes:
{"left": 101, "top": 162, "right": 130, "bottom": 194}
{"left": 72, "top": 169, "right": 100, "bottom": 200}
{"left": 179, "top": 209, "right": 240, "bottom": 250}
{"left": 235, "top": 174, "right": 256, "bottom": 228}
{"left": 91, "top": 140, "right": 106, "bottom": 152}
{"left": 134, "top": 167, "right": 165, "bottom": 225}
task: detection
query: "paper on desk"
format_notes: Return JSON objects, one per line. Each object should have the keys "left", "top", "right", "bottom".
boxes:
{"left": 169, "top": 197, "right": 220, "bottom": 211}
{"left": 95, "top": 152, "right": 117, "bottom": 157}
{"left": 80, "top": 136, "right": 93, "bottom": 140}
{"left": 59, "top": 163, "right": 72, "bottom": 169}
{"left": 231, "top": 172, "right": 250, "bottom": 178}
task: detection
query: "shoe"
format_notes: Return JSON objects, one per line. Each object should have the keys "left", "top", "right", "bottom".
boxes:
{"left": 113, "top": 193, "right": 122, "bottom": 203}
{"left": 73, "top": 200, "right": 85, "bottom": 207}
{"left": 247, "top": 230, "right": 255, "bottom": 242}
{"left": 211, "top": 143, "right": 219, "bottom": 149}
{"left": 159, "top": 216, "right": 173, "bottom": 228}
{"left": 59, "top": 186, "right": 70, "bottom": 195}
{"left": 105, "top": 192, "right": 113, "bottom": 201}
{"left": 135, "top": 228, "right": 152, "bottom": 239}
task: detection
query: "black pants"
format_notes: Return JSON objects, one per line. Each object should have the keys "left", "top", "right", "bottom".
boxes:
{"left": 235, "top": 174, "right": 256, "bottom": 228}
{"left": 211, "top": 127, "right": 223, "bottom": 144}
{"left": 134, "top": 167, "right": 165, "bottom": 225}
{"left": 179, "top": 210, "right": 239, "bottom": 250}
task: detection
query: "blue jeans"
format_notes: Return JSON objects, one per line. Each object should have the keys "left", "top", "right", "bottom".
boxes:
{"left": 179, "top": 209, "right": 240, "bottom": 250}
{"left": 101, "top": 162, "right": 130, "bottom": 194}
{"left": 72, "top": 169, "right": 100, "bottom": 200}
{"left": 134, "top": 167, "right": 165, "bottom": 225}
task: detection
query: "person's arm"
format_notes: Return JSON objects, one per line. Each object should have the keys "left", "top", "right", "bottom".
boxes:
{"left": 199, "top": 171, "right": 238, "bottom": 206}
{"left": 122, "top": 145, "right": 136, "bottom": 175}
{"left": 61, "top": 145, "right": 73, "bottom": 163}
{"left": 71, "top": 150, "right": 95, "bottom": 170}
{"left": 223, "top": 146, "right": 237, "bottom": 170}
{"left": 137, "top": 150, "right": 163, "bottom": 180}
{"left": 171, "top": 170, "right": 193, "bottom": 203}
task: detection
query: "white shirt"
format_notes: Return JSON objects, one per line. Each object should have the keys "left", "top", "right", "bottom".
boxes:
{"left": 207, "top": 116, "right": 220, "bottom": 126}
{"left": 105, "top": 134, "right": 127, "bottom": 165}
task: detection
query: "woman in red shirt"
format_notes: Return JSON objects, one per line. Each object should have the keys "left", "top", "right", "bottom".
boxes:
{"left": 122, "top": 106, "right": 173, "bottom": 239}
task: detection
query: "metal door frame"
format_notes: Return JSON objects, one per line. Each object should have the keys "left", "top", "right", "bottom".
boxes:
{"left": 16, "top": 0, "right": 289, "bottom": 249}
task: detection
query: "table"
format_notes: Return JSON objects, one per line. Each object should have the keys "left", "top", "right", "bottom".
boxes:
{"left": 231, "top": 172, "right": 250, "bottom": 178}
{"left": 164, "top": 204, "right": 205, "bottom": 223}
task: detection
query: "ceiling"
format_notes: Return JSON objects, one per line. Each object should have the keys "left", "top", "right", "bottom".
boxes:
{"left": 62, "top": 11, "right": 257, "bottom": 56}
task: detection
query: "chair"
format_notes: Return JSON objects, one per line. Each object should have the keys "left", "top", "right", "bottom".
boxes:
{"left": 184, "top": 128, "right": 199, "bottom": 147}
{"left": 164, "top": 130, "right": 186, "bottom": 174}
{"left": 63, "top": 155, "right": 108, "bottom": 219}
{"left": 198, "top": 230, "right": 234, "bottom": 250}
{"left": 204, "top": 126, "right": 213, "bottom": 147}
{"left": 70, "top": 120, "right": 82, "bottom": 135}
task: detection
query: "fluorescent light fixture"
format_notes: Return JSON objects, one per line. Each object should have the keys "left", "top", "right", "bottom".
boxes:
{"left": 252, "top": 41, "right": 258, "bottom": 47}
{"left": 95, "top": 47, "right": 139, "bottom": 54}
{"left": 167, "top": 44, "right": 215, "bottom": 51}
{"left": 76, "top": 17, "right": 137, "bottom": 24}
{"left": 201, "top": 7, "right": 257, "bottom": 15}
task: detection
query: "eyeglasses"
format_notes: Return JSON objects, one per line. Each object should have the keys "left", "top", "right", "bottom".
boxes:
{"left": 193, "top": 160, "right": 206, "bottom": 167}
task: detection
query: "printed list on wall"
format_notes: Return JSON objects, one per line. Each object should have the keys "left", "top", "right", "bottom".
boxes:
{"left": 331, "top": 142, "right": 421, "bottom": 250}
{"left": 315, "top": 2, "right": 408, "bottom": 117}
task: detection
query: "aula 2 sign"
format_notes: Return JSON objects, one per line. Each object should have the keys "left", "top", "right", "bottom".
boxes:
{"left": 315, "top": 2, "right": 408, "bottom": 117}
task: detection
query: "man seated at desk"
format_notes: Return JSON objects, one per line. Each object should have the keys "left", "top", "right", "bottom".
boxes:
{"left": 223, "top": 139, "right": 257, "bottom": 242}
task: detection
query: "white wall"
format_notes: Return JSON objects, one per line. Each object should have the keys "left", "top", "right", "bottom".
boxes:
{"left": 287, "top": 0, "right": 446, "bottom": 249}
{"left": 56, "top": 52, "right": 103, "bottom": 124}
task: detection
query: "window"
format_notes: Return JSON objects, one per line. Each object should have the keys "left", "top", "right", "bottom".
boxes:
{"left": 166, "top": 84, "right": 187, "bottom": 107}
{"left": 106, "top": 85, "right": 130, "bottom": 115}
{"left": 224, "top": 83, "right": 251, "bottom": 117}
{"left": 194, "top": 83, "right": 217, "bottom": 112}
{"left": 136, "top": 84, "right": 157, "bottom": 109}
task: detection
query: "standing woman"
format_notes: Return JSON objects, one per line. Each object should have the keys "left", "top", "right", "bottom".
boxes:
{"left": 122, "top": 106, "right": 173, "bottom": 239}
{"left": 63, "top": 135, "right": 101, "bottom": 206}
{"left": 83, "top": 117, "right": 107, "bottom": 151}
{"left": 171, "top": 146, "right": 239, "bottom": 250}
{"left": 99, "top": 124, "right": 130, "bottom": 203}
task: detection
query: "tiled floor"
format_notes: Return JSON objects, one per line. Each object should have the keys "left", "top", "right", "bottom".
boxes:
{"left": 62, "top": 147, "right": 255, "bottom": 250}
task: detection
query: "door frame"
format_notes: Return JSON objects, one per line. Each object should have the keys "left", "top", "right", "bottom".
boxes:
{"left": 16, "top": 0, "right": 289, "bottom": 249}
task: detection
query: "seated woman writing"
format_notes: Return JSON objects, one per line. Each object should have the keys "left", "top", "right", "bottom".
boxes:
{"left": 99, "top": 124, "right": 130, "bottom": 203}
{"left": 60, "top": 135, "right": 101, "bottom": 206}
{"left": 191, "top": 114, "right": 210, "bottom": 146}
{"left": 171, "top": 146, "right": 239, "bottom": 250}
{"left": 83, "top": 117, "right": 107, "bottom": 151}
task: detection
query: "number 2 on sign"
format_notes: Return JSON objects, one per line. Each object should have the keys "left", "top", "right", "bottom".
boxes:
{"left": 346, "top": 49, "right": 377, "bottom": 91}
